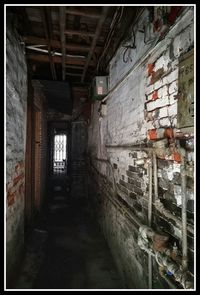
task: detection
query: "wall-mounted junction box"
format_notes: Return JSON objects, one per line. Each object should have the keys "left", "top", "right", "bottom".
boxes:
{"left": 91, "top": 76, "right": 109, "bottom": 101}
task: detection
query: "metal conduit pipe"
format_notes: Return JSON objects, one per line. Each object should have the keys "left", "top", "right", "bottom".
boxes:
{"left": 137, "top": 225, "right": 194, "bottom": 289}
{"left": 105, "top": 144, "right": 153, "bottom": 151}
{"left": 155, "top": 251, "right": 193, "bottom": 289}
{"left": 179, "top": 147, "right": 188, "bottom": 270}
{"left": 147, "top": 154, "right": 153, "bottom": 289}
{"left": 153, "top": 148, "right": 193, "bottom": 236}
{"left": 159, "top": 266, "right": 180, "bottom": 289}
{"left": 152, "top": 148, "right": 191, "bottom": 271}
{"left": 153, "top": 152, "right": 158, "bottom": 200}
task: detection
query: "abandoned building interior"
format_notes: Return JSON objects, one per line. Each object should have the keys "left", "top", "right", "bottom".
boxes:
{"left": 5, "top": 5, "right": 195, "bottom": 290}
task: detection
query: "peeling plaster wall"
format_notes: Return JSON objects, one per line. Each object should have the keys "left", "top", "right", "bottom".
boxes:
{"left": 6, "top": 16, "right": 27, "bottom": 287}
{"left": 88, "top": 7, "right": 194, "bottom": 289}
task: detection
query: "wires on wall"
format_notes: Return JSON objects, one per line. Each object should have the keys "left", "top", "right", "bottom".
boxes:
{"left": 122, "top": 24, "right": 136, "bottom": 63}
{"left": 96, "top": 6, "right": 124, "bottom": 74}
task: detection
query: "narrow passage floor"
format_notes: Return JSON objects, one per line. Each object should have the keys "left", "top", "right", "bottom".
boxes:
{"left": 15, "top": 178, "right": 122, "bottom": 289}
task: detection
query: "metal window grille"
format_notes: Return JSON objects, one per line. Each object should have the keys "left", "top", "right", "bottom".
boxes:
{"left": 53, "top": 134, "right": 67, "bottom": 174}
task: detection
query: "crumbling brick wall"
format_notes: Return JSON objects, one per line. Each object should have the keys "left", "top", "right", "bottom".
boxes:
{"left": 6, "top": 13, "right": 27, "bottom": 287}
{"left": 88, "top": 6, "right": 194, "bottom": 289}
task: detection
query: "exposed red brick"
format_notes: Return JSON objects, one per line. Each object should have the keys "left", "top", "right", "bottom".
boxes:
{"left": 164, "top": 127, "right": 174, "bottom": 139}
{"left": 148, "top": 129, "right": 157, "bottom": 140}
{"left": 148, "top": 63, "right": 154, "bottom": 76}
{"left": 152, "top": 90, "right": 158, "bottom": 101}
{"left": 13, "top": 173, "right": 24, "bottom": 186}
{"left": 172, "top": 152, "right": 181, "bottom": 163}
{"left": 7, "top": 191, "right": 15, "bottom": 206}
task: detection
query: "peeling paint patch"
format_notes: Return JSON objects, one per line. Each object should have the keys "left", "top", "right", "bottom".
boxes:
{"left": 7, "top": 160, "right": 25, "bottom": 205}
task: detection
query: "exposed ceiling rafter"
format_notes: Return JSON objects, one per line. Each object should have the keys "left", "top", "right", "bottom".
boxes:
{"left": 81, "top": 6, "right": 109, "bottom": 83}
{"left": 27, "top": 54, "right": 96, "bottom": 67}
{"left": 64, "top": 28, "right": 95, "bottom": 37}
{"left": 66, "top": 7, "right": 101, "bottom": 19}
{"left": 59, "top": 7, "right": 66, "bottom": 81}
{"left": 41, "top": 7, "right": 57, "bottom": 80}
{"left": 23, "top": 36, "right": 103, "bottom": 53}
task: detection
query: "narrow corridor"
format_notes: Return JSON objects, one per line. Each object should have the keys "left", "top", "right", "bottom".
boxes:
{"left": 15, "top": 177, "right": 122, "bottom": 289}
{"left": 6, "top": 5, "right": 195, "bottom": 290}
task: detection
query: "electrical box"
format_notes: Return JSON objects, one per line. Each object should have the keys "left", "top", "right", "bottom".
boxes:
{"left": 177, "top": 49, "right": 194, "bottom": 129}
{"left": 91, "top": 76, "right": 109, "bottom": 101}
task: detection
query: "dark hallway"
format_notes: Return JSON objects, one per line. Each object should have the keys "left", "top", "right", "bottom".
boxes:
{"left": 6, "top": 5, "right": 195, "bottom": 291}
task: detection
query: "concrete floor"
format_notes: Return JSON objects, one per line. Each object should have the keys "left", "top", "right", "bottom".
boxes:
{"left": 15, "top": 178, "right": 123, "bottom": 290}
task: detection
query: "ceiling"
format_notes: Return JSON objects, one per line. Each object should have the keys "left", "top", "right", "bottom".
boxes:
{"left": 7, "top": 6, "right": 140, "bottom": 86}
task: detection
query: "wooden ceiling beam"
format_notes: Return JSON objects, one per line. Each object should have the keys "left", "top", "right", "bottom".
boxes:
{"left": 64, "top": 29, "right": 95, "bottom": 37}
{"left": 81, "top": 6, "right": 109, "bottom": 83}
{"left": 66, "top": 72, "right": 82, "bottom": 77}
{"left": 59, "top": 7, "right": 66, "bottom": 81}
{"left": 23, "top": 36, "right": 103, "bottom": 53}
{"left": 66, "top": 8, "right": 101, "bottom": 19}
{"left": 41, "top": 7, "right": 57, "bottom": 80}
{"left": 65, "top": 65, "right": 84, "bottom": 70}
{"left": 27, "top": 54, "right": 96, "bottom": 66}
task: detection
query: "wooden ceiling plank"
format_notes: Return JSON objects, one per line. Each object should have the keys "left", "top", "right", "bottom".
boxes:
{"left": 66, "top": 8, "right": 101, "bottom": 19}
{"left": 27, "top": 54, "right": 95, "bottom": 66}
{"left": 65, "top": 29, "right": 95, "bottom": 37}
{"left": 66, "top": 72, "right": 82, "bottom": 77}
{"left": 59, "top": 7, "right": 66, "bottom": 81}
{"left": 24, "top": 36, "right": 103, "bottom": 53}
{"left": 41, "top": 7, "right": 57, "bottom": 80}
{"left": 65, "top": 65, "right": 84, "bottom": 70}
{"left": 81, "top": 6, "right": 109, "bottom": 83}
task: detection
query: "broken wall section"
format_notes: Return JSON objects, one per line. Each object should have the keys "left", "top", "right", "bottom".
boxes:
{"left": 88, "top": 6, "right": 194, "bottom": 289}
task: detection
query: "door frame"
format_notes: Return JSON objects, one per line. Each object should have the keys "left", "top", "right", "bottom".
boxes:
{"left": 24, "top": 96, "right": 42, "bottom": 234}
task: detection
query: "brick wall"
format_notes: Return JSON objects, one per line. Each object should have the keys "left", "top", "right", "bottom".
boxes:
{"left": 6, "top": 13, "right": 27, "bottom": 287}
{"left": 88, "top": 6, "right": 194, "bottom": 289}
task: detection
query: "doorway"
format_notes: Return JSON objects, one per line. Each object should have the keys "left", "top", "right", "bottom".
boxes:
{"left": 47, "top": 121, "right": 70, "bottom": 197}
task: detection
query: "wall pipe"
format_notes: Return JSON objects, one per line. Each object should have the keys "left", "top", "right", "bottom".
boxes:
{"left": 147, "top": 155, "right": 153, "bottom": 289}
{"left": 152, "top": 146, "right": 193, "bottom": 235}
{"left": 155, "top": 251, "right": 193, "bottom": 289}
{"left": 179, "top": 148, "right": 188, "bottom": 270}
{"left": 153, "top": 152, "right": 158, "bottom": 200}
{"left": 138, "top": 225, "right": 194, "bottom": 289}
{"left": 159, "top": 266, "right": 180, "bottom": 289}
{"left": 152, "top": 144, "right": 191, "bottom": 286}
{"left": 106, "top": 144, "right": 153, "bottom": 151}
